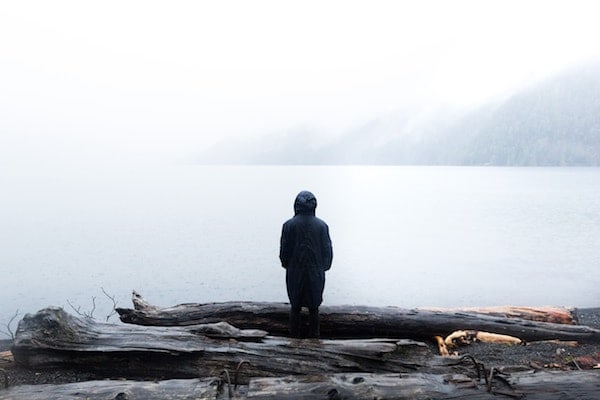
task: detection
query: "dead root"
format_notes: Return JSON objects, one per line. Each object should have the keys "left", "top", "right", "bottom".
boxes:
{"left": 435, "top": 330, "right": 524, "bottom": 356}
{"left": 445, "top": 330, "right": 523, "bottom": 348}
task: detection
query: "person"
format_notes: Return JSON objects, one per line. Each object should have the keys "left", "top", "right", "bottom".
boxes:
{"left": 279, "top": 190, "right": 333, "bottom": 338}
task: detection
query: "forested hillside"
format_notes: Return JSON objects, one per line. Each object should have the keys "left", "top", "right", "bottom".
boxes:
{"left": 378, "top": 62, "right": 600, "bottom": 166}
{"left": 199, "top": 62, "right": 600, "bottom": 166}
{"left": 455, "top": 63, "right": 600, "bottom": 166}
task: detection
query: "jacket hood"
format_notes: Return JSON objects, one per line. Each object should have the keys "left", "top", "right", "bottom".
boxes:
{"left": 294, "top": 191, "right": 317, "bottom": 215}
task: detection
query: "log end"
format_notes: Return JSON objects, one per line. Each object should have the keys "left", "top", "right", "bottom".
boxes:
{"left": 14, "top": 307, "right": 92, "bottom": 349}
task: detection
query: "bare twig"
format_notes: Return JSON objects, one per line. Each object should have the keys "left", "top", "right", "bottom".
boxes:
{"left": 66, "top": 288, "right": 118, "bottom": 321}
{"left": 219, "top": 369, "right": 233, "bottom": 399}
{"left": 67, "top": 297, "right": 96, "bottom": 319}
{"left": 234, "top": 360, "right": 251, "bottom": 390}
{"left": 0, "top": 309, "right": 20, "bottom": 340}
{"left": 101, "top": 287, "right": 118, "bottom": 322}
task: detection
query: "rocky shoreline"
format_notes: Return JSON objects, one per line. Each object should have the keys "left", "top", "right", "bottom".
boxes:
{"left": 1, "top": 307, "right": 599, "bottom": 388}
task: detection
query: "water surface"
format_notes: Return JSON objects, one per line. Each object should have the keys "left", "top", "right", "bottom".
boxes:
{"left": 1, "top": 166, "right": 599, "bottom": 333}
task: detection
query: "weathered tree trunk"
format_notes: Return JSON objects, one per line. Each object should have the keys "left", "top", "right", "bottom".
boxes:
{"left": 0, "top": 378, "right": 220, "bottom": 400}
{"left": 245, "top": 371, "right": 600, "bottom": 400}
{"left": 12, "top": 308, "right": 429, "bottom": 382}
{"left": 116, "top": 293, "right": 600, "bottom": 343}
{"left": 9, "top": 307, "right": 600, "bottom": 399}
{"left": 2, "top": 371, "right": 599, "bottom": 400}
{"left": 421, "top": 305, "right": 576, "bottom": 325}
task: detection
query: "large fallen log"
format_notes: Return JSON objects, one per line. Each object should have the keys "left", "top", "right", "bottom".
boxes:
{"left": 0, "top": 378, "right": 220, "bottom": 400}
{"left": 422, "top": 305, "right": 576, "bottom": 325}
{"left": 12, "top": 308, "right": 429, "bottom": 382}
{"left": 116, "top": 293, "right": 600, "bottom": 343}
{"left": 2, "top": 371, "right": 599, "bottom": 399}
{"left": 246, "top": 371, "right": 600, "bottom": 400}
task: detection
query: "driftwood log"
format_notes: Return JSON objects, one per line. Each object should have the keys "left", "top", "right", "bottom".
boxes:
{"left": 2, "top": 371, "right": 600, "bottom": 399}
{"left": 116, "top": 292, "right": 600, "bottom": 343}
{"left": 9, "top": 306, "right": 600, "bottom": 399}
{"left": 422, "top": 305, "right": 576, "bottom": 325}
{"left": 12, "top": 308, "right": 430, "bottom": 382}
{"left": 0, "top": 378, "right": 220, "bottom": 400}
{"left": 245, "top": 371, "right": 600, "bottom": 400}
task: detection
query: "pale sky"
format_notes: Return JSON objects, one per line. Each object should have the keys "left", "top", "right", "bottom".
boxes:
{"left": 1, "top": 0, "right": 600, "bottom": 165}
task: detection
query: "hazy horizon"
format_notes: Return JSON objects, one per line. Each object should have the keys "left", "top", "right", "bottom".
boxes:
{"left": 2, "top": 1, "right": 600, "bottom": 166}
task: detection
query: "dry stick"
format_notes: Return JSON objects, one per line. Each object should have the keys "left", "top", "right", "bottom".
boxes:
{"left": 486, "top": 367, "right": 496, "bottom": 393}
{"left": 67, "top": 297, "right": 96, "bottom": 319}
{"left": 447, "top": 354, "right": 484, "bottom": 381}
{"left": 67, "top": 289, "right": 118, "bottom": 322}
{"left": 218, "top": 361, "right": 252, "bottom": 398}
{"left": 234, "top": 360, "right": 251, "bottom": 391}
{"left": 0, "top": 310, "right": 20, "bottom": 340}
{"left": 486, "top": 366, "right": 521, "bottom": 398}
{"left": 450, "top": 354, "right": 521, "bottom": 398}
{"left": 219, "top": 369, "right": 233, "bottom": 399}
{"left": 101, "top": 287, "right": 118, "bottom": 321}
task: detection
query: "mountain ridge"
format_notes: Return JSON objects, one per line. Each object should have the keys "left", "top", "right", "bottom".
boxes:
{"left": 197, "top": 62, "right": 600, "bottom": 166}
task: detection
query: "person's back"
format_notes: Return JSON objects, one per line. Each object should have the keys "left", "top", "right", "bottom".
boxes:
{"left": 280, "top": 191, "right": 333, "bottom": 338}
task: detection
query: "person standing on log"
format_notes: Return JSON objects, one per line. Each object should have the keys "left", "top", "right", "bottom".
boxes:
{"left": 280, "top": 190, "right": 333, "bottom": 338}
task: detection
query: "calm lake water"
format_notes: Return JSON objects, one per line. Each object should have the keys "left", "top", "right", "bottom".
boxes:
{"left": 1, "top": 166, "right": 599, "bottom": 333}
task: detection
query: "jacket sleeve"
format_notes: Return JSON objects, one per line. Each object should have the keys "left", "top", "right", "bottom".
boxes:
{"left": 279, "top": 223, "right": 290, "bottom": 269}
{"left": 322, "top": 224, "right": 333, "bottom": 271}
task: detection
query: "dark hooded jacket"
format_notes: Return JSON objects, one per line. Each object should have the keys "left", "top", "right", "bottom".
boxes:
{"left": 280, "top": 191, "right": 333, "bottom": 309}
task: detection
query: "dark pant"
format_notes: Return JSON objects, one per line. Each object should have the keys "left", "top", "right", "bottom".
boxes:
{"left": 289, "top": 306, "right": 320, "bottom": 338}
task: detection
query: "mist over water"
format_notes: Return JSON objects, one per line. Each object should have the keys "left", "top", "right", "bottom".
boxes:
{"left": 1, "top": 166, "right": 599, "bottom": 333}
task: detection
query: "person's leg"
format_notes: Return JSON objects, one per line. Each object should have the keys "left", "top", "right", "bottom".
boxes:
{"left": 308, "top": 307, "right": 320, "bottom": 338}
{"left": 289, "top": 306, "right": 301, "bottom": 338}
